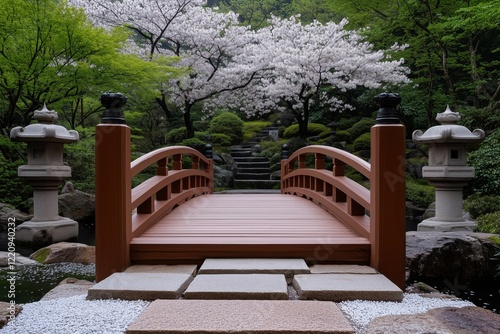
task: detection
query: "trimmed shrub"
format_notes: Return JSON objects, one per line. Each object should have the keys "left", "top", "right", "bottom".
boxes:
{"left": 334, "top": 130, "right": 351, "bottom": 143}
{"left": 353, "top": 132, "right": 371, "bottom": 151}
{"left": 210, "top": 112, "right": 244, "bottom": 144}
{"left": 406, "top": 178, "right": 435, "bottom": 208}
{"left": 210, "top": 133, "right": 232, "bottom": 147}
{"left": 243, "top": 121, "right": 272, "bottom": 141}
{"left": 476, "top": 212, "right": 500, "bottom": 234}
{"left": 166, "top": 127, "right": 187, "bottom": 144}
{"left": 468, "top": 130, "right": 500, "bottom": 196}
{"left": 283, "top": 123, "right": 330, "bottom": 139}
{"left": 179, "top": 138, "right": 205, "bottom": 153}
{"left": 464, "top": 195, "right": 500, "bottom": 219}
{"left": 348, "top": 118, "right": 375, "bottom": 140}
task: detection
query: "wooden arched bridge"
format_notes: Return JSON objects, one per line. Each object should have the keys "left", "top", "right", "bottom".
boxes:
{"left": 95, "top": 117, "right": 406, "bottom": 289}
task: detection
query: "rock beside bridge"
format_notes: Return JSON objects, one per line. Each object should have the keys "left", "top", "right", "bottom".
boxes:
{"left": 29, "top": 242, "right": 95, "bottom": 264}
{"left": 366, "top": 306, "right": 500, "bottom": 334}
{"left": 406, "top": 231, "right": 498, "bottom": 281}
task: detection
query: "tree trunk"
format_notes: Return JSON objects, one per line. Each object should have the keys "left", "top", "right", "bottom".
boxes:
{"left": 184, "top": 104, "right": 194, "bottom": 138}
{"left": 155, "top": 93, "right": 174, "bottom": 120}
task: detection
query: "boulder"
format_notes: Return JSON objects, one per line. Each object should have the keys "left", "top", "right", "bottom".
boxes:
{"left": 0, "top": 301, "right": 22, "bottom": 329}
{"left": 213, "top": 165, "right": 234, "bottom": 189}
{"left": 0, "top": 203, "right": 31, "bottom": 229}
{"left": 29, "top": 242, "right": 95, "bottom": 264}
{"left": 219, "top": 153, "right": 238, "bottom": 174}
{"left": 58, "top": 190, "right": 95, "bottom": 222}
{"left": 367, "top": 306, "right": 500, "bottom": 334}
{"left": 40, "top": 277, "right": 94, "bottom": 301}
{"left": 406, "top": 231, "right": 498, "bottom": 281}
{"left": 0, "top": 252, "right": 37, "bottom": 267}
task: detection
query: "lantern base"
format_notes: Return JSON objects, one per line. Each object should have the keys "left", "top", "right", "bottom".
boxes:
{"left": 15, "top": 217, "right": 78, "bottom": 246}
{"left": 417, "top": 219, "right": 476, "bottom": 232}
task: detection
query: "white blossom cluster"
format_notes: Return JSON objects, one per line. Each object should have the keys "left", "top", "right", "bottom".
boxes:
{"left": 68, "top": 0, "right": 410, "bottom": 118}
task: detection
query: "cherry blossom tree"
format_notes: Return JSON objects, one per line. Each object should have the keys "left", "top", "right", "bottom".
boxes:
{"left": 213, "top": 16, "right": 410, "bottom": 138}
{"left": 69, "top": 0, "right": 263, "bottom": 138}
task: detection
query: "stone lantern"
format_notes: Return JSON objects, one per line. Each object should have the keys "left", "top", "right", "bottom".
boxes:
{"left": 412, "top": 106, "right": 485, "bottom": 231}
{"left": 10, "top": 104, "right": 80, "bottom": 245}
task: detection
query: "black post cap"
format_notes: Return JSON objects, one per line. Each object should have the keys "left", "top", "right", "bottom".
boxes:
{"left": 205, "top": 143, "right": 213, "bottom": 159}
{"left": 281, "top": 144, "right": 289, "bottom": 160}
{"left": 101, "top": 92, "right": 127, "bottom": 124}
{"left": 374, "top": 92, "right": 401, "bottom": 124}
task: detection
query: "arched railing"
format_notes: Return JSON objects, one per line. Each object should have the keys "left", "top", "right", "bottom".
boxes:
{"left": 281, "top": 145, "right": 371, "bottom": 239}
{"left": 131, "top": 146, "right": 213, "bottom": 238}
{"left": 95, "top": 124, "right": 213, "bottom": 281}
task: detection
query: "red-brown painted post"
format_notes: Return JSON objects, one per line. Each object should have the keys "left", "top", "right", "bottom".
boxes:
{"left": 370, "top": 92, "right": 406, "bottom": 289}
{"left": 95, "top": 93, "right": 132, "bottom": 282}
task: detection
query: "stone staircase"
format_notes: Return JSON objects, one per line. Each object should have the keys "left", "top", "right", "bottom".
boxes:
{"left": 231, "top": 127, "right": 280, "bottom": 189}
{"left": 88, "top": 259, "right": 404, "bottom": 333}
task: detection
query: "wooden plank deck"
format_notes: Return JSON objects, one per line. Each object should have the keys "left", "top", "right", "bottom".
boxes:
{"left": 130, "top": 194, "right": 370, "bottom": 265}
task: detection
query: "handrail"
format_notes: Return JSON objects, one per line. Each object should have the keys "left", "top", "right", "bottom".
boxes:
{"left": 130, "top": 145, "right": 214, "bottom": 237}
{"left": 281, "top": 145, "right": 371, "bottom": 238}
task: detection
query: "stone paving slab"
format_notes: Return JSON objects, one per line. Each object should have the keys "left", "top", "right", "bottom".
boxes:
{"left": 199, "top": 258, "right": 310, "bottom": 283}
{"left": 293, "top": 274, "right": 403, "bottom": 302}
{"left": 87, "top": 273, "right": 193, "bottom": 301}
{"left": 126, "top": 299, "right": 355, "bottom": 334}
{"left": 183, "top": 274, "right": 288, "bottom": 300}
{"left": 310, "top": 264, "right": 377, "bottom": 274}
{"left": 125, "top": 264, "right": 197, "bottom": 275}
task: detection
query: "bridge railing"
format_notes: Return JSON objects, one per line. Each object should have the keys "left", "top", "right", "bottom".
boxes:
{"left": 95, "top": 124, "right": 213, "bottom": 282}
{"left": 131, "top": 146, "right": 213, "bottom": 238}
{"left": 280, "top": 105, "right": 406, "bottom": 289}
{"left": 281, "top": 145, "right": 371, "bottom": 239}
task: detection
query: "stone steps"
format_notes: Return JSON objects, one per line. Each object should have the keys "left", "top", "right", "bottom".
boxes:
{"left": 126, "top": 300, "right": 355, "bottom": 334}
{"left": 90, "top": 259, "right": 403, "bottom": 333}
{"left": 88, "top": 259, "right": 403, "bottom": 302}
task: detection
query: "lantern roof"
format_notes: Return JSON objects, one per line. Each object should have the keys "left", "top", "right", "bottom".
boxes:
{"left": 412, "top": 106, "right": 484, "bottom": 144}
{"left": 10, "top": 104, "right": 79, "bottom": 143}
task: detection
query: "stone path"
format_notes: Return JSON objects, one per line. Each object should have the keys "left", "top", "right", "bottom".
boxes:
{"left": 87, "top": 258, "right": 403, "bottom": 333}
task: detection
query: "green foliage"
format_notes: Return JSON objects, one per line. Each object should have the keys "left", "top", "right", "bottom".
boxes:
{"left": 464, "top": 195, "right": 500, "bottom": 219}
{"left": 210, "top": 133, "right": 232, "bottom": 147}
{"left": 286, "top": 137, "right": 308, "bottom": 154}
{"left": 336, "top": 117, "right": 360, "bottom": 131}
{"left": 283, "top": 123, "right": 330, "bottom": 139}
{"left": 179, "top": 138, "right": 206, "bottom": 151}
{"left": 209, "top": 112, "right": 244, "bottom": 144}
{"left": 63, "top": 128, "right": 95, "bottom": 193}
{"left": 468, "top": 130, "right": 500, "bottom": 196}
{"left": 166, "top": 127, "right": 187, "bottom": 144}
{"left": 490, "top": 236, "right": 500, "bottom": 279}
{"left": 334, "top": 130, "right": 352, "bottom": 143}
{"left": 347, "top": 118, "right": 375, "bottom": 141}
{"left": 353, "top": 132, "right": 371, "bottom": 152}
{"left": 243, "top": 121, "right": 272, "bottom": 141}
{"left": 406, "top": 178, "right": 435, "bottom": 208}
{"left": 475, "top": 212, "right": 500, "bottom": 234}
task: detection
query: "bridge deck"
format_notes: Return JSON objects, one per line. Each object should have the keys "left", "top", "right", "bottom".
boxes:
{"left": 130, "top": 194, "right": 370, "bottom": 265}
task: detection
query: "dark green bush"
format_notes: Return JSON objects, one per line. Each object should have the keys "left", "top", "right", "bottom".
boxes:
{"left": 179, "top": 137, "right": 205, "bottom": 151}
{"left": 334, "top": 130, "right": 352, "bottom": 143}
{"left": 243, "top": 121, "right": 272, "bottom": 141}
{"left": 283, "top": 123, "right": 329, "bottom": 139}
{"left": 476, "top": 212, "right": 500, "bottom": 234}
{"left": 468, "top": 130, "right": 500, "bottom": 196}
{"left": 0, "top": 156, "right": 31, "bottom": 212}
{"left": 210, "top": 133, "right": 232, "bottom": 147}
{"left": 464, "top": 194, "right": 500, "bottom": 219}
{"left": 193, "top": 120, "right": 210, "bottom": 132}
{"left": 286, "top": 137, "right": 308, "bottom": 155}
{"left": 166, "top": 127, "right": 187, "bottom": 144}
{"left": 406, "top": 178, "right": 435, "bottom": 208}
{"left": 353, "top": 133, "right": 371, "bottom": 152}
{"left": 336, "top": 117, "right": 360, "bottom": 130}
{"left": 348, "top": 118, "right": 375, "bottom": 140}
{"left": 210, "top": 112, "right": 244, "bottom": 144}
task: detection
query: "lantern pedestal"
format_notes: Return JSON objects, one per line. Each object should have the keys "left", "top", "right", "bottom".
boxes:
{"left": 10, "top": 105, "right": 79, "bottom": 246}
{"left": 412, "top": 106, "right": 484, "bottom": 232}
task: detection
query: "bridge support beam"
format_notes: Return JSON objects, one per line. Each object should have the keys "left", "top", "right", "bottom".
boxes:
{"left": 95, "top": 124, "right": 132, "bottom": 282}
{"left": 370, "top": 93, "right": 406, "bottom": 289}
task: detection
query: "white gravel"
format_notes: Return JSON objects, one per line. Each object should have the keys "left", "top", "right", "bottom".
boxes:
{"left": 0, "top": 295, "right": 149, "bottom": 334}
{"left": 1, "top": 293, "right": 475, "bottom": 334}
{"left": 339, "top": 293, "right": 475, "bottom": 333}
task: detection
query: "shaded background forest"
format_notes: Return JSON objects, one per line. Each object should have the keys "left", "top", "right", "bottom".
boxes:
{"left": 0, "top": 0, "right": 499, "bottom": 233}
